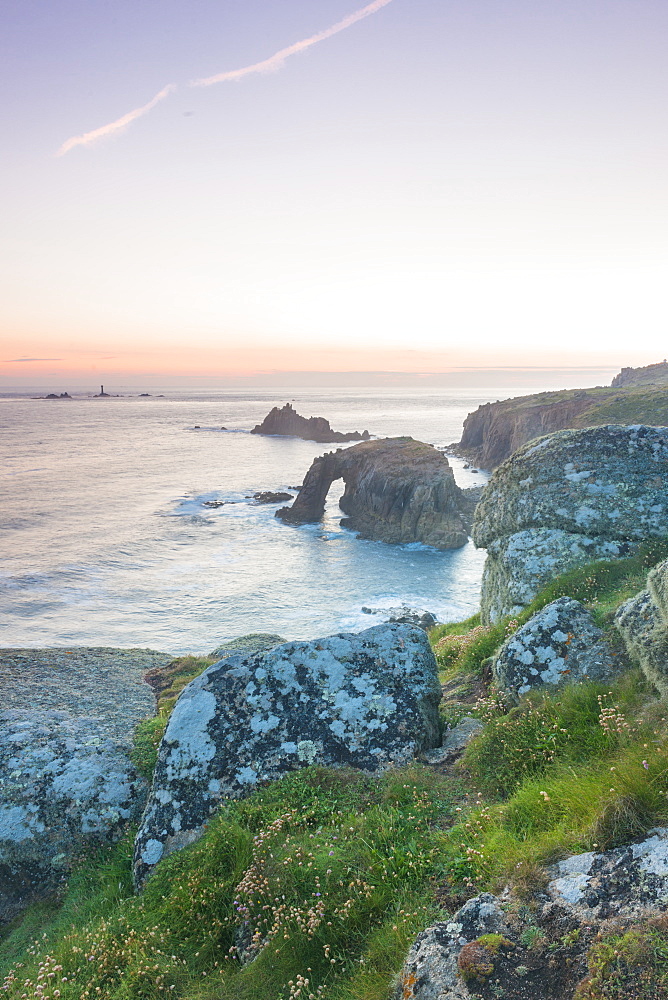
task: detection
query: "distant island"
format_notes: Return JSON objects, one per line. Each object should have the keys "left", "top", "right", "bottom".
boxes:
{"left": 251, "top": 402, "right": 370, "bottom": 443}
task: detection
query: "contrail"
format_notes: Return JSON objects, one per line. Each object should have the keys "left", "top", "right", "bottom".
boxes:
{"left": 57, "top": 83, "right": 176, "bottom": 156}
{"left": 191, "top": 0, "right": 394, "bottom": 87}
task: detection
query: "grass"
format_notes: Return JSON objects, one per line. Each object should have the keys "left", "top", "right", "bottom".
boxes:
{"left": 575, "top": 917, "right": 668, "bottom": 999}
{"left": 0, "top": 766, "right": 461, "bottom": 1000}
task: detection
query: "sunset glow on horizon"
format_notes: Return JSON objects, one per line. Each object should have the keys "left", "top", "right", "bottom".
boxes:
{"left": 3, "top": 0, "right": 668, "bottom": 386}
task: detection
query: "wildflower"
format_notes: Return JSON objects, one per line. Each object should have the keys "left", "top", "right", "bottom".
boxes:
{"left": 643, "top": 760, "right": 649, "bottom": 769}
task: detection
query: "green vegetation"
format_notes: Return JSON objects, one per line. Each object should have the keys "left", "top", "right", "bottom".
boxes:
{"left": 4, "top": 542, "right": 668, "bottom": 998}
{"left": 0, "top": 766, "right": 461, "bottom": 1000}
{"left": 575, "top": 918, "right": 668, "bottom": 999}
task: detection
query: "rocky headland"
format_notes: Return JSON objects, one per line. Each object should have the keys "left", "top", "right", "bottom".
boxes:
{"left": 453, "top": 363, "right": 668, "bottom": 469}
{"left": 250, "top": 402, "right": 370, "bottom": 442}
{"left": 277, "top": 436, "right": 475, "bottom": 549}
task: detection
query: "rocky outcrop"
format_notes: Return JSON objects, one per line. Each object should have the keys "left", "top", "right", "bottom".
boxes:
{"left": 250, "top": 402, "right": 370, "bottom": 443}
{"left": 473, "top": 425, "right": 668, "bottom": 622}
{"left": 0, "top": 647, "right": 169, "bottom": 923}
{"left": 492, "top": 598, "right": 622, "bottom": 702}
{"left": 615, "top": 558, "right": 668, "bottom": 696}
{"left": 396, "top": 829, "right": 668, "bottom": 999}
{"left": 612, "top": 361, "right": 668, "bottom": 387}
{"left": 133, "top": 623, "right": 441, "bottom": 886}
{"left": 393, "top": 894, "right": 511, "bottom": 1000}
{"left": 454, "top": 384, "right": 668, "bottom": 470}
{"left": 277, "top": 437, "right": 470, "bottom": 549}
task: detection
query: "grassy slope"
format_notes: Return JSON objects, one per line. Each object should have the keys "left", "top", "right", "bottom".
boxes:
{"left": 4, "top": 542, "right": 668, "bottom": 999}
{"left": 480, "top": 384, "right": 668, "bottom": 429}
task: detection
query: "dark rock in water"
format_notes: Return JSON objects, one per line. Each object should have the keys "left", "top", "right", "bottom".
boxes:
{"left": 251, "top": 402, "right": 370, "bottom": 443}
{"left": 277, "top": 437, "right": 470, "bottom": 549}
{"left": 360, "top": 605, "right": 438, "bottom": 630}
{"left": 251, "top": 491, "right": 294, "bottom": 504}
{"left": 202, "top": 500, "right": 226, "bottom": 508}
{"left": 493, "top": 597, "right": 622, "bottom": 702}
{"left": 133, "top": 623, "right": 441, "bottom": 886}
{"left": 44, "top": 392, "right": 72, "bottom": 399}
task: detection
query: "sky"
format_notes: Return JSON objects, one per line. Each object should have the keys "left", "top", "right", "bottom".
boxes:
{"left": 2, "top": 0, "right": 668, "bottom": 387}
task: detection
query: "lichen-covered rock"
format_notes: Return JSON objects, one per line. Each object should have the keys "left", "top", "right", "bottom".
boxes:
{"left": 615, "top": 589, "right": 668, "bottom": 696}
{"left": 0, "top": 647, "right": 166, "bottom": 924}
{"left": 277, "top": 438, "right": 470, "bottom": 549}
{"left": 421, "top": 717, "right": 484, "bottom": 764}
{"left": 493, "top": 598, "right": 622, "bottom": 702}
{"left": 473, "top": 426, "right": 668, "bottom": 621}
{"left": 134, "top": 624, "right": 441, "bottom": 886}
{"left": 480, "top": 530, "right": 632, "bottom": 622}
{"left": 648, "top": 558, "right": 668, "bottom": 628}
{"left": 209, "top": 633, "right": 286, "bottom": 658}
{"left": 547, "top": 828, "right": 668, "bottom": 923}
{"left": 392, "top": 894, "right": 509, "bottom": 1000}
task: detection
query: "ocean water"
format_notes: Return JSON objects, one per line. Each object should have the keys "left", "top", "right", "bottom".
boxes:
{"left": 1, "top": 387, "right": 516, "bottom": 654}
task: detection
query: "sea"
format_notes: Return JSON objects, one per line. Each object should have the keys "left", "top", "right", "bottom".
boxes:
{"left": 0, "top": 383, "right": 578, "bottom": 654}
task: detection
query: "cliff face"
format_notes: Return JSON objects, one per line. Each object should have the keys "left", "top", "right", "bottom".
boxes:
{"left": 277, "top": 437, "right": 470, "bottom": 549}
{"left": 612, "top": 361, "right": 668, "bottom": 387}
{"left": 250, "top": 403, "right": 370, "bottom": 443}
{"left": 456, "top": 384, "right": 668, "bottom": 469}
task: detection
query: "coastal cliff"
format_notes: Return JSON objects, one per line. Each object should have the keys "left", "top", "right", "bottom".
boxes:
{"left": 250, "top": 402, "right": 370, "bottom": 443}
{"left": 455, "top": 371, "right": 668, "bottom": 469}
{"left": 277, "top": 437, "right": 472, "bottom": 549}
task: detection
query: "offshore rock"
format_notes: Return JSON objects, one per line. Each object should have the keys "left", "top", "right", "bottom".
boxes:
{"left": 473, "top": 425, "right": 668, "bottom": 622}
{"left": 250, "top": 402, "right": 369, "bottom": 443}
{"left": 0, "top": 647, "right": 166, "bottom": 924}
{"left": 493, "top": 598, "right": 621, "bottom": 702}
{"left": 277, "top": 437, "right": 470, "bottom": 549}
{"left": 133, "top": 624, "right": 441, "bottom": 886}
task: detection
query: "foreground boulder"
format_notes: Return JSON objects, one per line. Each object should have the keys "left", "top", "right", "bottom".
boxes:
{"left": 251, "top": 402, "right": 369, "bottom": 442}
{"left": 133, "top": 624, "right": 441, "bottom": 886}
{"left": 615, "top": 558, "right": 668, "bottom": 696}
{"left": 493, "top": 597, "right": 622, "bottom": 702}
{"left": 473, "top": 425, "right": 668, "bottom": 621}
{"left": 277, "top": 437, "right": 471, "bottom": 549}
{"left": 0, "top": 647, "right": 167, "bottom": 923}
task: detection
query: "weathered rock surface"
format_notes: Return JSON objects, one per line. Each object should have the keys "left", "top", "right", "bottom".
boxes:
{"left": 0, "top": 647, "right": 168, "bottom": 923}
{"left": 209, "top": 633, "right": 287, "bottom": 658}
{"left": 615, "top": 586, "right": 668, "bottom": 696}
{"left": 547, "top": 828, "right": 668, "bottom": 923}
{"left": 648, "top": 557, "right": 668, "bottom": 627}
{"left": 396, "top": 830, "right": 668, "bottom": 999}
{"left": 493, "top": 598, "right": 622, "bottom": 702}
{"left": 134, "top": 624, "right": 442, "bottom": 886}
{"left": 251, "top": 402, "right": 370, "bottom": 443}
{"left": 277, "top": 438, "right": 470, "bottom": 549}
{"left": 421, "top": 717, "right": 484, "bottom": 764}
{"left": 393, "top": 894, "right": 509, "bottom": 1000}
{"left": 473, "top": 425, "right": 668, "bottom": 621}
